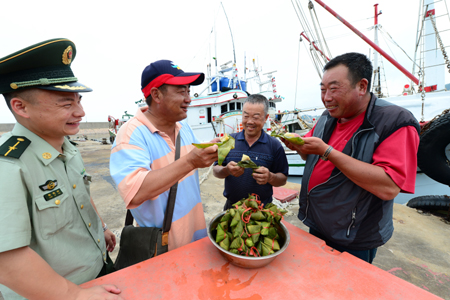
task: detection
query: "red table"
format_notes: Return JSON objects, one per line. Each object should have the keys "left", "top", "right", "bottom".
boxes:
{"left": 82, "top": 222, "right": 442, "bottom": 299}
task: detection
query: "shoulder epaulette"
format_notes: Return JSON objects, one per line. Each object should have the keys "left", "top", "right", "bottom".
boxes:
{"left": 0, "top": 136, "right": 31, "bottom": 159}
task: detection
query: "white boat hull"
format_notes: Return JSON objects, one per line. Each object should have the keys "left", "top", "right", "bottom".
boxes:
{"left": 286, "top": 150, "right": 305, "bottom": 176}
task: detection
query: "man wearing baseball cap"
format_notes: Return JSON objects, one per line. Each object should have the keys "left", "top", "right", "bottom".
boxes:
{"left": 0, "top": 39, "right": 122, "bottom": 299}
{"left": 110, "top": 60, "right": 218, "bottom": 252}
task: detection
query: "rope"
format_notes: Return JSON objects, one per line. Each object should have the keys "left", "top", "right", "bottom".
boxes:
{"left": 420, "top": 108, "right": 450, "bottom": 134}
{"left": 310, "top": 1, "right": 332, "bottom": 60}
{"left": 429, "top": 13, "right": 450, "bottom": 72}
{"left": 199, "top": 163, "right": 214, "bottom": 185}
{"left": 294, "top": 35, "right": 301, "bottom": 109}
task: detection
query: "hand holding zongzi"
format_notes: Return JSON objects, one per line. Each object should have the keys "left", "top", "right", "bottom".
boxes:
{"left": 226, "top": 161, "right": 245, "bottom": 177}
{"left": 187, "top": 143, "right": 219, "bottom": 169}
{"left": 252, "top": 166, "right": 272, "bottom": 185}
{"left": 192, "top": 134, "right": 235, "bottom": 166}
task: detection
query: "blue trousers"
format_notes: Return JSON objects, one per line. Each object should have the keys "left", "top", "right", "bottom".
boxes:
{"left": 309, "top": 228, "right": 378, "bottom": 264}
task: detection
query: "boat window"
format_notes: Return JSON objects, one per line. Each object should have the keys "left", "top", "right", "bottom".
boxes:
{"left": 221, "top": 104, "right": 227, "bottom": 114}
{"left": 269, "top": 102, "right": 276, "bottom": 108}
{"left": 237, "top": 102, "right": 241, "bottom": 110}
{"left": 207, "top": 107, "right": 212, "bottom": 123}
{"left": 230, "top": 102, "right": 235, "bottom": 111}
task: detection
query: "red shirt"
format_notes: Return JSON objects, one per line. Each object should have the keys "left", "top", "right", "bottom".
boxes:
{"left": 305, "top": 113, "right": 419, "bottom": 194}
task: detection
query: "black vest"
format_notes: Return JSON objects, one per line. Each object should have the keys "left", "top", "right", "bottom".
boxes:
{"left": 299, "top": 94, "right": 420, "bottom": 250}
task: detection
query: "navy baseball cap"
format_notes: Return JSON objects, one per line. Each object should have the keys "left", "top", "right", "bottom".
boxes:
{"left": 141, "top": 60, "right": 204, "bottom": 98}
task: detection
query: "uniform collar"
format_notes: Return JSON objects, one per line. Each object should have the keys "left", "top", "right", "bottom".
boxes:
{"left": 236, "top": 130, "right": 268, "bottom": 144}
{"left": 12, "top": 123, "right": 77, "bottom": 166}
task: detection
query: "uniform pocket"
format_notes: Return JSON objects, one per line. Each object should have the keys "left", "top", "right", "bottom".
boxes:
{"left": 35, "top": 186, "right": 73, "bottom": 239}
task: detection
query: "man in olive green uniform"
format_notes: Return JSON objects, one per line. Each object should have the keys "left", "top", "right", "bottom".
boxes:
{"left": 0, "top": 39, "right": 123, "bottom": 299}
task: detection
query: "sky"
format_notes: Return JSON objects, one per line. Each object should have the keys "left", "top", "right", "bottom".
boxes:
{"left": 1, "top": 0, "right": 449, "bottom": 123}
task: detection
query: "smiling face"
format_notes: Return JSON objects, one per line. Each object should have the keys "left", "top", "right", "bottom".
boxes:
{"left": 158, "top": 84, "right": 191, "bottom": 122}
{"left": 14, "top": 89, "right": 85, "bottom": 148}
{"left": 320, "top": 64, "right": 369, "bottom": 122}
{"left": 242, "top": 102, "right": 269, "bottom": 140}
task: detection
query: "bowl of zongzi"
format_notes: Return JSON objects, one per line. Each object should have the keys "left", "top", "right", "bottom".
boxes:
{"left": 207, "top": 198, "right": 290, "bottom": 269}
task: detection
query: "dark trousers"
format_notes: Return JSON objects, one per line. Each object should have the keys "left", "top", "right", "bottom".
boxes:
{"left": 309, "top": 228, "right": 378, "bottom": 264}
{"left": 96, "top": 252, "right": 116, "bottom": 278}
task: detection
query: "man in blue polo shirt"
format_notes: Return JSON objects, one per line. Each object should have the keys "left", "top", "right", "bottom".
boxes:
{"left": 213, "top": 94, "right": 289, "bottom": 209}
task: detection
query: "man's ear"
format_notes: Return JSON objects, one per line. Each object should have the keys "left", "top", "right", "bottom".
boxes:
{"left": 264, "top": 114, "right": 269, "bottom": 122}
{"left": 150, "top": 87, "right": 163, "bottom": 104}
{"left": 359, "top": 78, "right": 369, "bottom": 96}
{"left": 10, "top": 97, "right": 31, "bottom": 119}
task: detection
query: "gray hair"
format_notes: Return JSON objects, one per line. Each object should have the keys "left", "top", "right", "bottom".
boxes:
{"left": 243, "top": 94, "right": 269, "bottom": 115}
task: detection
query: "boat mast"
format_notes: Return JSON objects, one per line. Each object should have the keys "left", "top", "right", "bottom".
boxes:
{"left": 221, "top": 2, "right": 236, "bottom": 64}
{"left": 372, "top": 4, "right": 382, "bottom": 97}
{"left": 313, "top": 0, "right": 420, "bottom": 85}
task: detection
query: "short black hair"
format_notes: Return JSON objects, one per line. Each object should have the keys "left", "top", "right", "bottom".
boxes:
{"left": 324, "top": 52, "right": 372, "bottom": 92}
{"left": 145, "top": 84, "right": 168, "bottom": 106}
{"left": 3, "top": 89, "right": 36, "bottom": 112}
{"left": 244, "top": 94, "right": 269, "bottom": 115}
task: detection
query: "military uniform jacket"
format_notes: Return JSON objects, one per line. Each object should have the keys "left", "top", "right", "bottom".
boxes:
{"left": 0, "top": 123, "right": 106, "bottom": 299}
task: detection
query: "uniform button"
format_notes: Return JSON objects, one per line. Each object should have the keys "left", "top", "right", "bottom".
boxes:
{"left": 73, "top": 184, "right": 76, "bottom": 189}
{"left": 80, "top": 204, "right": 84, "bottom": 209}
{"left": 98, "top": 239, "right": 100, "bottom": 243}
{"left": 88, "top": 223, "right": 91, "bottom": 227}
{"left": 103, "top": 252, "right": 106, "bottom": 256}
{"left": 104, "top": 258, "right": 107, "bottom": 262}
{"left": 55, "top": 200, "right": 61, "bottom": 205}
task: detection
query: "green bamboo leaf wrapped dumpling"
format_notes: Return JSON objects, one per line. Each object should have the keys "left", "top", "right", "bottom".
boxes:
{"left": 219, "top": 236, "right": 230, "bottom": 251}
{"left": 215, "top": 223, "right": 227, "bottom": 244}
{"left": 260, "top": 222, "right": 270, "bottom": 236}
{"left": 263, "top": 237, "right": 280, "bottom": 251}
{"left": 218, "top": 134, "right": 235, "bottom": 166}
{"left": 270, "top": 131, "right": 304, "bottom": 145}
{"left": 237, "top": 154, "right": 259, "bottom": 170}
{"left": 191, "top": 133, "right": 235, "bottom": 166}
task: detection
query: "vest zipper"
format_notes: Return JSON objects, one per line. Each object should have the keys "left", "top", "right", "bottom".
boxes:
{"left": 347, "top": 207, "right": 357, "bottom": 237}
{"left": 303, "top": 124, "right": 373, "bottom": 225}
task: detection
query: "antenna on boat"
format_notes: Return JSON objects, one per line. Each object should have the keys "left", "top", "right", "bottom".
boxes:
{"left": 220, "top": 1, "right": 237, "bottom": 64}
{"left": 244, "top": 51, "right": 247, "bottom": 82}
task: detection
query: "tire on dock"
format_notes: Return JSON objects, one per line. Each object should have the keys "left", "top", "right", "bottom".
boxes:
{"left": 406, "top": 195, "right": 450, "bottom": 211}
{"left": 417, "top": 111, "right": 450, "bottom": 186}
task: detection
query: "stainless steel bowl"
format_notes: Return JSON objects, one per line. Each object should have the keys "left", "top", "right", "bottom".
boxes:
{"left": 207, "top": 211, "right": 290, "bottom": 269}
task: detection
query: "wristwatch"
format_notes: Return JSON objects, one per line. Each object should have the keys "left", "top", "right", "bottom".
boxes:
{"left": 320, "top": 146, "right": 333, "bottom": 161}
{"left": 102, "top": 223, "right": 108, "bottom": 232}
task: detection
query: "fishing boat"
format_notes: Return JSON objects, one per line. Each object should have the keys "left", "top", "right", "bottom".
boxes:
{"left": 186, "top": 58, "right": 281, "bottom": 142}
{"left": 292, "top": 0, "right": 450, "bottom": 205}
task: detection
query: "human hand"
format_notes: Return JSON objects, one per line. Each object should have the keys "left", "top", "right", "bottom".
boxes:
{"left": 187, "top": 144, "right": 219, "bottom": 169}
{"left": 298, "top": 137, "right": 328, "bottom": 156}
{"left": 210, "top": 137, "right": 221, "bottom": 143}
{"left": 252, "top": 166, "right": 272, "bottom": 185}
{"left": 226, "top": 161, "right": 245, "bottom": 177}
{"left": 76, "top": 285, "right": 122, "bottom": 300}
{"left": 104, "top": 229, "right": 116, "bottom": 252}
{"left": 280, "top": 133, "right": 303, "bottom": 152}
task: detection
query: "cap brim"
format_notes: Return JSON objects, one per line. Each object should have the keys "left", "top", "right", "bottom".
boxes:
{"left": 37, "top": 81, "right": 92, "bottom": 93}
{"left": 165, "top": 73, "right": 205, "bottom": 86}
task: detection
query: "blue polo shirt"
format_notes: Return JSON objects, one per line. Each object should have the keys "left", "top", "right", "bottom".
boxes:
{"left": 217, "top": 130, "right": 289, "bottom": 208}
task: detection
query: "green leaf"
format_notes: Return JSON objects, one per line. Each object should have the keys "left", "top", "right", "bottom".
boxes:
{"left": 270, "top": 131, "right": 304, "bottom": 145}
{"left": 218, "top": 135, "right": 235, "bottom": 166}
{"left": 192, "top": 142, "right": 217, "bottom": 149}
{"left": 237, "top": 159, "right": 259, "bottom": 169}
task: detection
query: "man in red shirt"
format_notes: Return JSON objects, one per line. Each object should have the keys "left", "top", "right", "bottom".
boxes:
{"left": 283, "top": 52, "right": 419, "bottom": 263}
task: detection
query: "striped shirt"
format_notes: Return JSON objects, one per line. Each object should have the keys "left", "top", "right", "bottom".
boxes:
{"left": 110, "top": 107, "right": 207, "bottom": 250}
